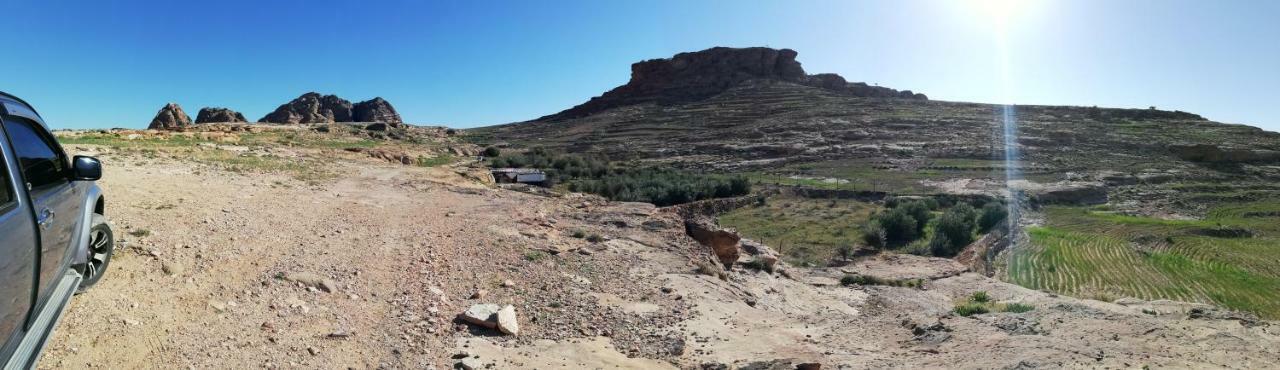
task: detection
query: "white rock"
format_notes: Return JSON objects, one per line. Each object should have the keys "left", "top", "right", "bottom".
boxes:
{"left": 460, "top": 304, "right": 500, "bottom": 328}
{"left": 496, "top": 305, "right": 519, "bottom": 335}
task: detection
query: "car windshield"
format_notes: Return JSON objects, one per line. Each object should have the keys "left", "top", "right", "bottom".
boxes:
{"left": 7, "top": 1, "right": 1279, "bottom": 368}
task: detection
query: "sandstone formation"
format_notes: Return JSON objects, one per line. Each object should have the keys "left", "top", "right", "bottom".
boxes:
{"left": 542, "top": 47, "right": 926, "bottom": 120}
{"left": 147, "top": 103, "right": 193, "bottom": 130}
{"left": 354, "top": 97, "right": 403, "bottom": 125}
{"left": 684, "top": 218, "right": 741, "bottom": 269}
{"left": 194, "top": 107, "right": 248, "bottom": 124}
{"left": 259, "top": 92, "right": 354, "bottom": 123}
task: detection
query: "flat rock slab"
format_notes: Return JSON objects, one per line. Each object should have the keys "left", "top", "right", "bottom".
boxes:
{"left": 460, "top": 304, "right": 501, "bottom": 328}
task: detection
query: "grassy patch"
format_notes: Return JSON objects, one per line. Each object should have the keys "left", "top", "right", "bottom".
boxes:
{"left": 1007, "top": 203, "right": 1280, "bottom": 319}
{"left": 718, "top": 195, "right": 877, "bottom": 266}
{"left": 840, "top": 274, "right": 923, "bottom": 288}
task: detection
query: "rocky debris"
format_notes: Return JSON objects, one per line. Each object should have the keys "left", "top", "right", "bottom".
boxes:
{"left": 541, "top": 47, "right": 924, "bottom": 120}
{"left": 280, "top": 271, "right": 337, "bottom": 293}
{"left": 982, "top": 315, "right": 1046, "bottom": 335}
{"left": 194, "top": 107, "right": 248, "bottom": 124}
{"left": 1168, "top": 144, "right": 1280, "bottom": 163}
{"left": 353, "top": 97, "right": 403, "bottom": 125}
{"left": 459, "top": 304, "right": 500, "bottom": 329}
{"left": 470, "top": 289, "right": 488, "bottom": 300}
{"left": 903, "top": 320, "right": 952, "bottom": 345}
{"left": 259, "top": 92, "right": 354, "bottom": 123}
{"left": 1187, "top": 306, "right": 1262, "bottom": 327}
{"left": 147, "top": 103, "right": 193, "bottom": 130}
{"left": 364, "top": 122, "right": 388, "bottom": 131}
{"left": 495, "top": 305, "right": 519, "bottom": 335}
{"left": 684, "top": 218, "right": 741, "bottom": 269}
{"left": 343, "top": 147, "right": 414, "bottom": 165}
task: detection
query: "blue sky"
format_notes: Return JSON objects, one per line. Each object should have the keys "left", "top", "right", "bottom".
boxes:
{"left": 2, "top": 0, "right": 1277, "bottom": 131}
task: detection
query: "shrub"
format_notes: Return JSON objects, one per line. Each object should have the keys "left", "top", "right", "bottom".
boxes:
{"left": 523, "top": 251, "right": 547, "bottom": 262}
{"left": 841, "top": 274, "right": 884, "bottom": 286}
{"left": 898, "top": 200, "right": 933, "bottom": 233}
{"left": 931, "top": 204, "right": 978, "bottom": 256}
{"left": 129, "top": 229, "right": 151, "bottom": 237}
{"left": 970, "top": 291, "right": 990, "bottom": 303}
{"left": 978, "top": 202, "right": 1008, "bottom": 232}
{"left": 874, "top": 208, "right": 918, "bottom": 245}
{"left": 836, "top": 244, "right": 855, "bottom": 260}
{"left": 954, "top": 302, "right": 989, "bottom": 317}
{"left": 482, "top": 146, "right": 501, "bottom": 157}
{"left": 586, "top": 233, "right": 604, "bottom": 243}
{"left": 1002, "top": 303, "right": 1034, "bottom": 313}
{"left": 571, "top": 230, "right": 586, "bottom": 238}
{"left": 862, "top": 221, "right": 887, "bottom": 248}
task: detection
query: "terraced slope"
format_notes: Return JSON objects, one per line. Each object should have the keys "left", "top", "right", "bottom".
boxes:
{"left": 1008, "top": 204, "right": 1280, "bottom": 318}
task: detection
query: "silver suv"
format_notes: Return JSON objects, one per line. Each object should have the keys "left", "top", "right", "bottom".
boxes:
{"left": 0, "top": 92, "right": 111, "bottom": 369}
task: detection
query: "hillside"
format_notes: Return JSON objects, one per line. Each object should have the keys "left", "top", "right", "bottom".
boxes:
{"left": 475, "top": 46, "right": 1280, "bottom": 320}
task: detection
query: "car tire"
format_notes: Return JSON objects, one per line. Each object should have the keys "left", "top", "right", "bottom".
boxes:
{"left": 74, "top": 214, "right": 113, "bottom": 292}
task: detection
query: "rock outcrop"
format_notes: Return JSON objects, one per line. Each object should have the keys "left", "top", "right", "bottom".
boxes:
{"left": 684, "top": 218, "right": 741, "bottom": 269}
{"left": 259, "top": 92, "right": 354, "bottom": 123}
{"left": 541, "top": 47, "right": 926, "bottom": 120}
{"left": 353, "top": 97, "right": 403, "bottom": 125}
{"left": 195, "top": 107, "right": 248, "bottom": 124}
{"left": 1168, "top": 144, "right": 1280, "bottom": 163}
{"left": 148, "top": 103, "right": 193, "bottom": 130}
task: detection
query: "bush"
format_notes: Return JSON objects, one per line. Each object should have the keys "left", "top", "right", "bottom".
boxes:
{"left": 571, "top": 230, "right": 586, "bottom": 238}
{"left": 954, "top": 302, "right": 989, "bottom": 317}
{"left": 898, "top": 200, "right": 933, "bottom": 233}
{"left": 874, "top": 208, "right": 918, "bottom": 246}
{"left": 978, "top": 202, "right": 1008, "bottom": 232}
{"left": 482, "top": 146, "right": 501, "bottom": 157}
{"left": 586, "top": 233, "right": 604, "bottom": 243}
{"left": 970, "top": 291, "right": 990, "bottom": 303}
{"left": 1002, "top": 303, "right": 1034, "bottom": 313}
{"left": 931, "top": 204, "right": 978, "bottom": 256}
{"left": 862, "top": 221, "right": 887, "bottom": 248}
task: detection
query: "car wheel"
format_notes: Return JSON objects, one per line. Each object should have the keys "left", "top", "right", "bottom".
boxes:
{"left": 75, "top": 214, "right": 113, "bottom": 292}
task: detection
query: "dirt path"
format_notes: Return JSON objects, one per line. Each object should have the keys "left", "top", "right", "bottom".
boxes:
{"left": 38, "top": 151, "right": 1280, "bottom": 369}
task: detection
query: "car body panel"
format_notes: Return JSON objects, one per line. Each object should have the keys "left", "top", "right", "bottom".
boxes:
{"left": 0, "top": 117, "right": 38, "bottom": 365}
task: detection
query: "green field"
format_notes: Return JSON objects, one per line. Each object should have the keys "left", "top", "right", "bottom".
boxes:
{"left": 1007, "top": 203, "right": 1280, "bottom": 318}
{"left": 718, "top": 196, "right": 878, "bottom": 266}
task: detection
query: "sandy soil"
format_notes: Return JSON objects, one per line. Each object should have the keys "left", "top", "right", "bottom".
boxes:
{"left": 37, "top": 148, "right": 1280, "bottom": 369}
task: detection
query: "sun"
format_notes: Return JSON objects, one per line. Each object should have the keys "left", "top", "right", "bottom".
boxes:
{"left": 973, "top": 0, "right": 1026, "bottom": 31}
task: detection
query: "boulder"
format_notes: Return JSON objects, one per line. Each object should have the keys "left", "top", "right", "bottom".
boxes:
{"left": 495, "top": 305, "right": 519, "bottom": 335}
{"left": 147, "top": 103, "right": 193, "bottom": 130}
{"left": 195, "top": 107, "right": 248, "bottom": 124}
{"left": 684, "top": 218, "right": 741, "bottom": 269}
{"left": 259, "top": 92, "right": 353, "bottom": 123}
{"left": 353, "top": 97, "right": 403, "bottom": 125}
{"left": 459, "top": 304, "right": 501, "bottom": 329}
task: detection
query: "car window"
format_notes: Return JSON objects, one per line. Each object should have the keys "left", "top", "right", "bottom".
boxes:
{"left": 0, "top": 134, "right": 11, "bottom": 209}
{"left": 2, "top": 117, "right": 67, "bottom": 191}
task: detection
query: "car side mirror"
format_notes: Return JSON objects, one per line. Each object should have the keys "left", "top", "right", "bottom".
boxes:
{"left": 71, "top": 156, "right": 102, "bottom": 181}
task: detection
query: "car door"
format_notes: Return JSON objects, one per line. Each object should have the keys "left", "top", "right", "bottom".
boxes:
{"left": 0, "top": 122, "right": 38, "bottom": 360}
{"left": 1, "top": 116, "right": 79, "bottom": 302}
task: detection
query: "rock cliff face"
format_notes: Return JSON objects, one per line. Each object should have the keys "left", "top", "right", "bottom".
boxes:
{"left": 195, "top": 107, "right": 248, "bottom": 124}
{"left": 353, "top": 97, "right": 403, "bottom": 125}
{"left": 260, "top": 93, "right": 403, "bottom": 124}
{"left": 541, "top": 47, "right": 925, "bottom": 121}
{"left": 259, "top": 92, "right": 354, "bottom": 123}
{"left": 148, "top": 103, "right": 193, "bottom": 130}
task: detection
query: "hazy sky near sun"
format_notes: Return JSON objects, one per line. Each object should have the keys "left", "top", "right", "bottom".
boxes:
{"left": 2, "top": 0, "right": 1277, "bottom": 130}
